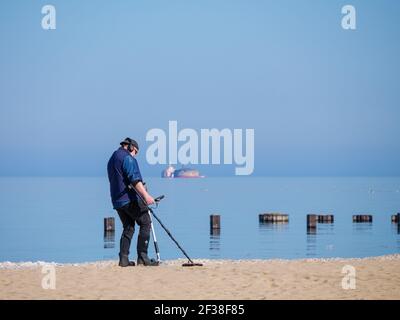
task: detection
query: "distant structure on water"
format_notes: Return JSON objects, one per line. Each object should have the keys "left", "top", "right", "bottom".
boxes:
{"left": 161, "top": 165, "right": 204, "bottom": 178}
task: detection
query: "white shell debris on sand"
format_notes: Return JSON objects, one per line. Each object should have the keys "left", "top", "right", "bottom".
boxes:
{"left": 0, "top": 261, "right": 60, "bottom": 270}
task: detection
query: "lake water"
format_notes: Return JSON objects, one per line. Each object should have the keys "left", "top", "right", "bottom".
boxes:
{"left": 0, "top": 177, "right": 399, "bottom": 263}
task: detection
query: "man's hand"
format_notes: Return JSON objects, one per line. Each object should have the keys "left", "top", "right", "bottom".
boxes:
{"left": 134, "top": 181, "right": 155, "bottom": 205}
{"left": 144, "top": 195, "right": 155, "bottom": 206}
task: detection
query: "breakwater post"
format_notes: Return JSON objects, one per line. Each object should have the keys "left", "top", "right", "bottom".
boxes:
{"left": 317, "top": 214, "right": 334, "bottom": 223}
{"left": 307, "top": 214, "right": 317, "bottom": 234}
{"left": 259, "top": 213, "right": 289, "bottom": 223}
{"left": 104, "top": 217, "right": 115, "bottom": 232}
{"left": 352, "top": 215, "right": 373, "bottom": 223}
{"left": 210, "top": 214, "right": 221, "bottom": 235}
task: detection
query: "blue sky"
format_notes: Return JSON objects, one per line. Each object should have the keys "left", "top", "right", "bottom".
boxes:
{"left": 0, "top": 0, "right": 399, "bottom": 177}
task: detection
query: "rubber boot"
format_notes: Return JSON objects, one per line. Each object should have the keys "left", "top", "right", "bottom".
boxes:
{"left": 118, "top": 254, "right": 136, "bottom": 267}
{"left": 137, "top": 252, "right": 159, "bottom": 266}
{"left": 137, "top": 226, "right": 159, "bottom": 266}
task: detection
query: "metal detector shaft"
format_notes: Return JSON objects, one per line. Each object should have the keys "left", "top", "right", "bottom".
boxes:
{"left": 148, "top": 209, "right": 161, "bottom": 262}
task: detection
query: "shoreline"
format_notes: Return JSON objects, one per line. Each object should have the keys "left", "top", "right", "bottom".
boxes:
{"left": 1, "top": 254, "right": 399, "bottom": 299}
{"left": 1, "top": 253, "right": 399, "bottom": 269}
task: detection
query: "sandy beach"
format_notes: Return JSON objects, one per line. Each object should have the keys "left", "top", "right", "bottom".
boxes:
{"left": 1, "top": 255, "right": 399, "bottom": 300}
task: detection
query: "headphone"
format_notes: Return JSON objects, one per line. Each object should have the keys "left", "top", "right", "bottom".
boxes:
{"left": 121, "top": 138, "right": 138, "bottom": 153}
{"left": 127, "top": 143, "right": 135, "bottom": 153}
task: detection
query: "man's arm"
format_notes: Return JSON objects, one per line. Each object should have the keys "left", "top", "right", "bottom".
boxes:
{"left": 134, "top": 181, "right": 155, "bottom": 205}
{"left": 122, "top": 156, "right": 155, "bottom": 205}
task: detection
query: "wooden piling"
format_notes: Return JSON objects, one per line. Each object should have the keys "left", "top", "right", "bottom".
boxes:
{"left": 210, "top": 214, "right": 221, "bottom": 230}
{"left": 104, "top": 217, "right": 115, "bottom": 232}
{"left": 259, "top": 213, "right": 289, "bottom": 223}
{"left": 352, "top": 215, "right": 373, "bottom": 223}
{"left": 307, "top": 214, "right": 317, "bottom": 230}
{"left": 317, "top": 214, "right": 334, "bottom": 223}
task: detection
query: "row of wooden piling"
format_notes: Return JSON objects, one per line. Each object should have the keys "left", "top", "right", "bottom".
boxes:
{"left": 352, "top": 215, "right": 373, "bottom": 223}
{"left": 259, "top": 213, "right": 289, "bottom": 223}
{"left": 103, "top": 216, "right": 224, "bottom": 233}
{"left": 103, "top": 213, "right": 400, "bottom": 232}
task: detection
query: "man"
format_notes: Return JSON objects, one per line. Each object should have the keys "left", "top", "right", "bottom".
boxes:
{"left": 107, "top": 137, "right": 159, "bottom": 267}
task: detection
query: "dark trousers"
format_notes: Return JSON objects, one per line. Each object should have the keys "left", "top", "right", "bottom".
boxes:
{"left": 116, "top": 201, "right": 151, "bottom": 257}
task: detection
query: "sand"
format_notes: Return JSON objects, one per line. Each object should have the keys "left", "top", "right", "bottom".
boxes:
{"left": 0, "top": 255, "right": 399, "bottom": 300}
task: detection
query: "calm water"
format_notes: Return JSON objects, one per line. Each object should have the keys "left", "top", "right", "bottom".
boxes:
{"left": 0, "top": 177, "right": 399, "bottom": 263}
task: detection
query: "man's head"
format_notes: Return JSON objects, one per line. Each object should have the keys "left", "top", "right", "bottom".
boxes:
{"left": 120, "top": 137, "right": 139, "bottom": 156}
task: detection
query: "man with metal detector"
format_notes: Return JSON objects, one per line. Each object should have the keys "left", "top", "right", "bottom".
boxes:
{"left": 107, "top": 137, "right": 159, "bottom": 267}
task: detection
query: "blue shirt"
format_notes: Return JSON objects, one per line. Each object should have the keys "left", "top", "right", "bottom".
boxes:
{"left": 107, "top": 147, "right": 143, "bottom": 209}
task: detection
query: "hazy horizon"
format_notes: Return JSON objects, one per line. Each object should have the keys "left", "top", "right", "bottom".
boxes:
{"left": 1, "top": 0, "right": 400, "bottom": 177}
